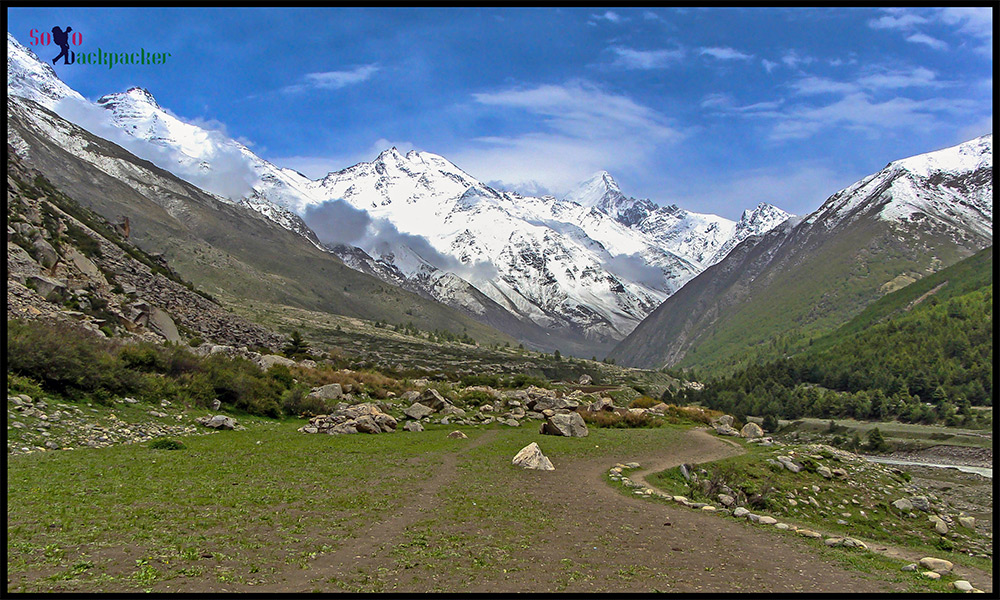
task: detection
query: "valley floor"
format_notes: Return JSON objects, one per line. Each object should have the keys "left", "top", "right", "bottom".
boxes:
{"left": 10, "top": 423, "right": 982, "bottom": 593}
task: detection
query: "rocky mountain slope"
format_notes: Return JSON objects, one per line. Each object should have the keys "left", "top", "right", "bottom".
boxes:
{"left": 7, "top": 147, "right": 284, "bottom": 350}
{"left": 7, "top": 95, "right": 516, "bottom": 348}
{"left": 608, "top": 135, "right": 993, "bottom": 371}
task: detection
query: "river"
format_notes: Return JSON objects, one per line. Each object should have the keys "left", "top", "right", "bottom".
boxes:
{"left": 863, "top": 456, "right": 993, "bottom": 478}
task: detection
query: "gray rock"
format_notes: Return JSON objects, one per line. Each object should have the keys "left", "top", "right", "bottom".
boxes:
{"left": 718, "top": 494, "right": 734, "bottom": 507}
{"left": 953, "top": 580, "right": 973, "bottom": 592}
{"left": 758, "top": 516, "right": 777, "bottom": 525}
{"left": 958, "top": 516, "right": 976, "bottom": 529}
{"left": 309, "top": 383, "right": 343, "bottom": 401}
{"left": 739, "top": 422, "right": 764, "bottom": 439}
{"left": 417, "top": 388, "right": 450, "bottom": 411}
{"left": 447, "top": 430, "right": 468, "bottom": 439}
{"left": 330, "top": 423, "right": 357, "bottom": 435}
{"left": 918, "top": 557, "right": 953, "bottom": 573}
{"left": 910, "top": 496, "right": 931, "bottom": 512}
{"left": 209, "top": 398, "right": 222, "bottom": 411}
{"left": 256, "top": 354, "right": 297, "bottom": 371}
{"left": 578, "top": 374, "right": 592, "bottom": 385}
{"left": 353, "top": 415, "right": 381, "bottom": 434}
{"left": 540, "top": 412, "right": 589, "bottom": 437}
{"left": 816, "top": 465, "right": 833, "bottom": 479}
{"left": 373, "top": 412, "right": 397, "bottom": 433}
{"left": 715, "top": 414, "right": 734, "bottom": 428}
{"left": 27, "top": 274, "right": 66, "bottom": 298}
{"left": 403, "top": 402, "right": 435, "bottom": 420}
{"left": 901, "top": 563, "right": 918, "bottom": 572}
{"left": 732, "top": 507, "right": 750, "bottom": 518}
{"left": 929, "top": 515, "right": 949, "bottom": 535}
{"left": 511, "top": 442, "right": 555, "bottom": 471}
{"left": 196, "top": 415, "right": 237, "bottom": 430}
{"left": 402, "top": 421, "right": 424, "bottom": 432}
{"left": 892, "top": 498, "right": 913, "bottom": 512}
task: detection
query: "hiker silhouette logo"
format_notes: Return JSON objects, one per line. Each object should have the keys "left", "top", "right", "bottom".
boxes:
{"left": 51, "top": 26, "right": 75, "bottom": 64}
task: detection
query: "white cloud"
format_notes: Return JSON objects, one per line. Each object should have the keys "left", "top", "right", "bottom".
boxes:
{"left": 451, "top": 80, "right": 684, "bottom": 194}
{"left": 769, "top": 93, "right": 977, "bottom": 141}
{"left": 790, "top": 67, "right": 945, "bottom": 96}
{"left": 781, "top": 50, "right": 814, "bottom": 69}
{"left": 699, "top": 46, "right": 753, "bottom": 61}
{"left": 906, "top": 32, "right": 949, "bottom": 51}
{"left": 609, "top": 46, "right": 684, "bottom": 69}
{"left": 592, "top": 11, "right": 624, "bottom": 24}
{"left": 939, "top": 7, "right": 992, "bottom": 57}
{"left": 761, "top": 59, "right": 777, "bottom": 73}
{"left": 868, "top": 11, "right": 928, "bottom": 31}
{"left": 282, "top": 64, "right": 380, "bottom": 93}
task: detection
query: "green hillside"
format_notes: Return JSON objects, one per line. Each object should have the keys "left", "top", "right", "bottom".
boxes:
{"left": 681, "top": 248, "right": 993, "bottom": 426}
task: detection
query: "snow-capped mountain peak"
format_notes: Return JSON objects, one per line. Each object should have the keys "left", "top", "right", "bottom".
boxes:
{"left": 806, "top": 135, "right": 992, "bottom": 239}
{"left": 565, "top": 170, "right": 623, "bottom": 208}
{"left": 7, "top": 32, "right": 85, "bottom": 109}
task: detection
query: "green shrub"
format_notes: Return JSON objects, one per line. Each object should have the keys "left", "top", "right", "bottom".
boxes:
{"left": 281, "top": 386, "right": 329, "bottom": 417}
{"left": 149, "top": 439, "right": 185, "bottom": 450}
{"left": 629, "top": 396, "right": 659, "bottom": 409}
{"left": 459, "top": 390, "right": 494, "bottom": 406}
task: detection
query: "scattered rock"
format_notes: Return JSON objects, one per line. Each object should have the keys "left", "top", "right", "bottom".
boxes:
{"left": 929, "top": 515, "right": 949, "bottom": 535}
{"left": 739, "top": 422, "right": 764, "bottom": 439}
{"left": 918, "top": 557, "right": 953, "bottom": 573}
{"left": 417, "top": 388, "right": 451, "bottom": 411}
{"left": 758, "top": 516, "right": 777, "bottom": 525}
{"left": 910, "top": 496, "right": 932, "bottom": 512}
{"left": 402, "top": 421, "right": 424, "bottom": 432}
{"left": 958, "top": 516, "right": 975, "bottom": 529}
{"left": 901, "top": 564, "right": 917, "bottom": 572}
{"left": 718, "top": 494, "right": 735, "bottom": 507}
{"left": 512, "top": 442, "right": 555, "bottom": 471}
{"left": 540, "top": 412, "right": 589, "bottom": 437}
{"left": 797, "top": 529, "right": 822, "bottom": 539}
{"left": 578, "top": 374, "right": 592, "bottom": 385}
{"left": 447, "top": 430, "right": 467, "bottom": 439}
{"left": 732, "top": 507, "right": 750, "bottom": 518}
{"left": 816, "top": 465, "right": 832, "bottom": 479}
{"left": 921, "top": 571, "right": 941, "bottom": 580}
{"left": 892, "top": 498, "right": 914, "bottom": 512}
{"left": 403, "top": 402, "right": 435, "bottom": 420}
{"left": 255, "top": 354, "right": 297, "bottom": 371}
{"left": 308, "top": 383, "right": 343, "bottom": 401}
{"left": 195, "top": 415, "right": 237, "bottom": 430}
{"left": 953, "top": 581, "right": 973, "bottom": 592}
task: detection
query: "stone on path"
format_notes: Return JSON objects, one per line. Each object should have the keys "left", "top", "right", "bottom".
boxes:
{"left": 511, "top": 442, "right": 555, "bottom": 471}
{"left": 447, "top": 430, "right": 467, "bottom": 439}
{"left": 758, "top": 516, "right": 777, "bottom": 525}
{"left": 918, "top": 557, "right": 953, "bottom": 573}
{"left": 732, "top": 507, "right": 750, "bottom": 518}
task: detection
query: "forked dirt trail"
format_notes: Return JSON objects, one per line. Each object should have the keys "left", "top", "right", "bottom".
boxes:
{"left": 245, "top": 428, "right": 922, "bottom": 593}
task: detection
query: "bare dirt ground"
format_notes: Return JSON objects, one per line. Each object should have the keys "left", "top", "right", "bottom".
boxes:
{"left": 226, "top": 428, "right": 931, "bottom": 593}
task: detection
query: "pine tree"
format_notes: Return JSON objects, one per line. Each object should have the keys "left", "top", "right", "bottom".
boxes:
{"left": 283, "top": 330, "right": 308, "bottom": 358}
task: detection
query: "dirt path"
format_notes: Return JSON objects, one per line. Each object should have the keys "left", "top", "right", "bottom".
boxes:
{"left": 239, "top": 427, "right": 935, "bottom": 593}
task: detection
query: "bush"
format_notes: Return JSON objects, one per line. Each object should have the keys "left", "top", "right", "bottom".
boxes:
{"left": 149, "top": 439, "right": 185, "bottom": 450}
{"left": 281, "top": 386, "right": 329, "bottom": 417}
{"left": 629, "top": 396, "right": 659, "bottom": 409}
{"left": 459, "top": 389, "right": 494, "bottom": 406}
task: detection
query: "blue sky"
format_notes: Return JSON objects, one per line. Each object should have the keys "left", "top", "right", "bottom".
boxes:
{"left": 7, "top": 6, "right": 993, "bottom": 219}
